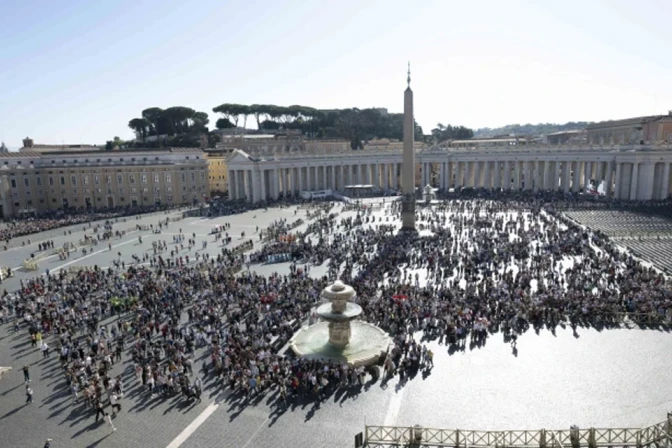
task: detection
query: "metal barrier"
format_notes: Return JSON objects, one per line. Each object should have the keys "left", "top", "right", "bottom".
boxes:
{"left": 364, "top": 413, "right": 672, "bottom": 447}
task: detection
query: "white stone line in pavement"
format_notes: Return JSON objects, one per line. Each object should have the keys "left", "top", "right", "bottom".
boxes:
{"left": 49, "top": 234, "right": 145, "bottom": 273}
{"left": 165, "top": 402, "right": 219, "bottom": 448}
{"left": 240, "top": 415, "right": 270, "bottom": 448}
{"left": 383, "top": 387, "right": 405, "bottom": 426}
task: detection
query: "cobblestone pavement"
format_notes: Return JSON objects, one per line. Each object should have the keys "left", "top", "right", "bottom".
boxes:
{"left": 1, "top": 203, "right": 671, "bottom": 448}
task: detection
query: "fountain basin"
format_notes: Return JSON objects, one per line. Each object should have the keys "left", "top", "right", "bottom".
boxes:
{"left": 316, "top": 301, "right": 362, "bottom": 321}
{"left": 290, "top": 321, "right": 391, "bottom": 367}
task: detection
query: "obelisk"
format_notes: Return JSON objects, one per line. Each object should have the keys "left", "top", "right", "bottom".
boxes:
{"left": 401, "top": 62, "right": 416, "bottom": 231}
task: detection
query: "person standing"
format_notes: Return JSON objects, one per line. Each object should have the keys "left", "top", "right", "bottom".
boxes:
{"left": 22, "top": 365, "right": 30, "bottom": 382}
{"left": 94, "top": 400, "right": 105, "bottom": 421}
{"left": 25, "top": 384, "right": 33, "bottom": 404}
{"left": 103, "top": 412, "right": 116, "bottom": 434}
{"left": 109, "top": 393, "right": 121, "bottom": 415}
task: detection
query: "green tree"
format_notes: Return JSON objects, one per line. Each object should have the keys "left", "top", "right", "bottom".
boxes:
{"left": 128, "top": 118, "right": 150, "bottom": 141}
{"left": 141, "top": 107, "right": 165, "bottom": 136}
{"left": 216, "top": 118, "right": 234, "bottom": 129}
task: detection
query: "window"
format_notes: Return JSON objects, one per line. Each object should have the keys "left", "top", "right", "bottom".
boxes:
{"left": 37, "top": 190, "right": 43, "bottom": 196}
{"left": 119, "top": 187, "right": 124, "bottom": 194}
{"left": 25, "top": 190, "right": 31, "bottom": 197}
{"left": 10, "top": 179, "right": 16, "bottom": 188}
{"left": 84, "top": 188, "right": 90, "bottom": 194}
{"left": 167, "top": 196, "right": 173, "bottom": 201}
{"left": 71, "top": 176, "right": 77, "bottom": 186}
{"left": 96, "top": 188, "right": 102, "bottom": 194}
{"left": 181, "top": 173, "right": 186, "bottom": 183}
{"left": 201, "top": 172, "right": 205, "bottom": 181}
{"left": 165, "top": 173, "right": 171, "bottom": 183}
{"left": 191, "top": 172, "right": 195, "bottom": 182}
{"left": 106, "top": 175, "right": 112, "bottom": 184}
{"left": 154, "top": 187, "right": 161, "bottom": 193}
{"left": 117, "top": 174, "right": 123, "bottom": 184}
{"left": 166, "top": 186, "right": 172, "bottom": 193}
{"left": 26, "top": 200, "right": 32, "bottom": 206}
{"left": 83, "top": 176, "right": 89, "bottom": 185}
{"left": 60, "top": 176, "right": 65, "bottom": 185}
{"left": 154, "top": 173, "right": 159, "bottom": 183}
{"left": 142, "top": 187, "right": 149, "bottom": 193}
{"left": 141, "top": 174, "right": 147, "bottom": 184}
{"left": 129, "top": 174, "right": 135, "bottom": 184}
{"left": 36, "top": 177, "right": 42, "bottom": 187}
{"left": 94, "top": 175, "right": 100, "bottom": 185}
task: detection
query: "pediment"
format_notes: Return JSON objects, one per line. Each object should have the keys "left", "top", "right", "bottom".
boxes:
{"left": 227, "top": 150, "right": 251, "bottom": 164}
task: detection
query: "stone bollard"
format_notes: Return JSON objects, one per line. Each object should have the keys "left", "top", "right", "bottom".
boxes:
{"left": 413, "top": 425, "right": 423, "bottom": 442}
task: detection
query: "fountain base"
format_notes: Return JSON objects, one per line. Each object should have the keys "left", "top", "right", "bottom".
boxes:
{"left": 290, "top": 321, "right": 391, "bottom": 367}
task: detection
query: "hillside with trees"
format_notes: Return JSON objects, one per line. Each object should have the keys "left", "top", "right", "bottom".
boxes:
{"left": 474, "top": 122, "right": 590, "bottom": 138}
{"left": 120, "top": 103, "right": 474, "bottom": 150}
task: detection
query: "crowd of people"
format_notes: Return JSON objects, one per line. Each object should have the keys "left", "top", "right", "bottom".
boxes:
{"left": 1, "top": 192, "right": 671, "bottom": 430}
{"left": 0, "top": 204, "right": 185, "bottom": 243}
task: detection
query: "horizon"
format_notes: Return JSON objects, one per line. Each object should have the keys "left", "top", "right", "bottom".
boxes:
{"left": 1, "top": 0, "right": 671, "bottom": 147}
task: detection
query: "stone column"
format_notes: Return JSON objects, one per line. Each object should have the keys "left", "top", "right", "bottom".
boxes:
{"left": 553, "top": 161, "right": 559, "bottom": 191}
{"left": 533, "top": 161, "right": 540, "bottom": 192}
{"left": 596, "top": 162, "right": 604, "bottom": 190}
{"left": 493, "top": 161, "right": 501, "bottom": 189}
{"left": 253, "top": 169, "right": 263, "bottom": 203}
{"left": 562, "top": 162, "right": 571, "bottom": 193}
{"left": 228, "top": 170, "right": 236, "bottom": 200}
{"left": 629, "top": 162, "right": 639, "bottom": 200}
{"left": 604, "top": 161, "right": 613, "bottom": 197}
{"left": 614, "top": 162, "right": 622, "bottom": 199}
{"left": 584, "top": 162, "right": 592, "bottom": 190}
{"left": 513, "top": 161, "right": 520, "bottom": 190}
{"left": 271, "top": 168, "right": 279, "bottom": 199}
{"left": 484, "top": 161, "right": 491, "bottom": 190}
{"left": 503, "top": 161, "right": 510, "bottom": 190}
{"left": 572, "top": 161, "right": 580, "bottom": 193}
{"left": 661, "top": 162, "right": 671, "bottom": 200}
{"left": 242, "top": 170, "right": 250, "bottom": 201}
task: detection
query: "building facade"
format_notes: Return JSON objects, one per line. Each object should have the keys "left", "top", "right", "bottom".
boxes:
{"left": 0, "top": 146, "right": 208, "bottom": 218}
{"left": 217, "top": 133, "right": 350, "bottom": 157}
{"left": 205, "top": 148, "right": 233, "bottom": 196}
{"left": 586, "top": 113, "right": 672, "bottom": 145}
{"left": 226, "top": 144, "right": 672, "bottom": 203}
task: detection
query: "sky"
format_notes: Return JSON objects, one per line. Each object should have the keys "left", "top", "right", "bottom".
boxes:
{"left": 1, "top": 0, "right": 671, "bottom": 147}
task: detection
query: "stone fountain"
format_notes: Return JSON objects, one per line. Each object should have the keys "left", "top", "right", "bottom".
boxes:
{"left": 290, "top": 280, "right": 391, "bottom": 366}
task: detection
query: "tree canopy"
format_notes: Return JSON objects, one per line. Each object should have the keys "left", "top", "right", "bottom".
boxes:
{"left": 431, "top": 123, "right": 474, "bottom": 142}
{"left": 127, "top": 106, "right": 210, "bottom": 140}
{"left": 212, "top": 103, "right": 435, "bottom": 149}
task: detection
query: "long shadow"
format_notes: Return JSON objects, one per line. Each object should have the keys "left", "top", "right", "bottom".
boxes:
{"left": 0, "top": 403, "right": 28, "bottom": 420}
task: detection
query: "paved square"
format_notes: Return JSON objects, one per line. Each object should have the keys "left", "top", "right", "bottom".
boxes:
{"left": 0, "top": 200, "right": 671, "bottom": 448}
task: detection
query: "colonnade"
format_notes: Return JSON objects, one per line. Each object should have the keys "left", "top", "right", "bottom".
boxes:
{"left": 227, "top": 147, "right": 672, "bottom": 203}
{"left": 229, "top": 162, "right": 405, "bottom": 203}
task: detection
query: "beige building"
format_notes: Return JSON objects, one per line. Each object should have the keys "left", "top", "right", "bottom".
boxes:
{"left": 217, "top": 133, "right": 350, "bottom": 156}
{"left": 586, "top": 112, "right": 672, "bottom": 145}
{"left": 364, "top": 138, "right": 426, "bottom": 151}
{"left": 0, "top": 140, "right": 208, "bottom": 218}
{"left": 204, "top": 148, "right": 233, "bottom": 196}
